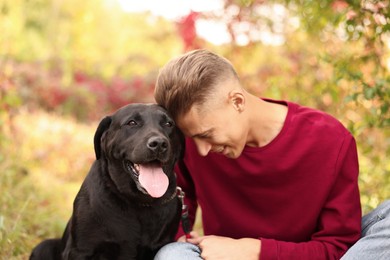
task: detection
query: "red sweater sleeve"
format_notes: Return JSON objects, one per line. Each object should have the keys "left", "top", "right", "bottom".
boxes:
{"left": 260, "top": 137, "right": 361, "bottom": 259}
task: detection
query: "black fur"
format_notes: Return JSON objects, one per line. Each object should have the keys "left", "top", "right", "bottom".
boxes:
{"left": 30, "top": 104, "right": 184, "bottom": 260}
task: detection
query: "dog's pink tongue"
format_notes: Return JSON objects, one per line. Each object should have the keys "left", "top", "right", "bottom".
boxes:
{"left": 138, "top": 164, "right": 169, "bottom": 198}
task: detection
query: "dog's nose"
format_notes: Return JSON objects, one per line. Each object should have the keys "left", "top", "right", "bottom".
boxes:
{"left": 147, "top": 136, "right": 168, "bottom": 153}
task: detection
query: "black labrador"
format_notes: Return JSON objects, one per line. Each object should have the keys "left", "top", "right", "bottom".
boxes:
{"left": 30, "top": 103, "right": 184, "bottom": 260}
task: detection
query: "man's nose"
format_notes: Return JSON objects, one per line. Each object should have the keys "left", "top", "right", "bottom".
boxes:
{"left": 194, "top": 139, "right": 212, "bottom": 157}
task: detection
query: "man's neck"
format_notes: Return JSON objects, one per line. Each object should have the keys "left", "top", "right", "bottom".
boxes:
{"left": 246, "top": 97, "right": 288, "bottom": 148}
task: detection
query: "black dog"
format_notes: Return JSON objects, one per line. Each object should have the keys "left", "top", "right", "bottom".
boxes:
{"left": 30, "top": 103, "right": 183, "bottom": 260}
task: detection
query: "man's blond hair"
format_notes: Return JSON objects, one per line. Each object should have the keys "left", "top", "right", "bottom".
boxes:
{"left": 154, "top": 49, "right": 239, "bottom": 121}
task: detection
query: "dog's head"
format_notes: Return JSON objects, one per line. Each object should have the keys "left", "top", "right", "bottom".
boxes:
{"left": 94, "top": 103, "right": 184, "bottom": 199}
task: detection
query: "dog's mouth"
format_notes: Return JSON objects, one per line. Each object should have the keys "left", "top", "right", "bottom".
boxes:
{"left": 124, "top": 160, "right": 169, "bottom": 198}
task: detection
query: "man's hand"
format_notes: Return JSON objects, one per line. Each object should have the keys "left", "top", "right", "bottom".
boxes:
{"left": 182, "top": 232, "right": 261, "bottom": 260}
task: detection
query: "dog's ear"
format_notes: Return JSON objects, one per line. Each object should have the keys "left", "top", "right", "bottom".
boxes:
{"left": 174, "top": 127, "right": 186, "bottom": 162}
{"left": 94, "top": 116, "right": 112, "bottom": 160}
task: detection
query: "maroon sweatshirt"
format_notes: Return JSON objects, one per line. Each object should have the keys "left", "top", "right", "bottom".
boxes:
{"left": 175, "top": 100, "right": 361, "bottom": 259}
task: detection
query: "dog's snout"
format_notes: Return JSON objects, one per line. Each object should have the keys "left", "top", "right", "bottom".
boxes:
{"left": 147, "top": 136, "right": 168, "bottom": 153}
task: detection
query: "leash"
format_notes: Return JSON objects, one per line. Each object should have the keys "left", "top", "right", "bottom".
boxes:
{"left": 177, "top": 187, "right": 192, "bottom": 239}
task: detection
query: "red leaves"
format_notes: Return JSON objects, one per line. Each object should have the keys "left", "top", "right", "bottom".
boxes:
{"left": 177, "top": 11, "right": 200, "bottom": 50}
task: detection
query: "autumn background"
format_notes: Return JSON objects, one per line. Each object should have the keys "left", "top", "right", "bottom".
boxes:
{"left": 0, "top": 0, "right": 389, "bottom": 259}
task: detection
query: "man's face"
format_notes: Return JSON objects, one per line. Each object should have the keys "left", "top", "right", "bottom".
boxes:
{"left": 177, "top": 99, "right": 248, "bottom": 159}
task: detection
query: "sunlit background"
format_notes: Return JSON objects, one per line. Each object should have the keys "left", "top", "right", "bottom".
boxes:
{"left": 118, "top": 0, "right": 295, "bottom": 45}
{"left": 0, "top": 0, "right": 389, "bottom": 258}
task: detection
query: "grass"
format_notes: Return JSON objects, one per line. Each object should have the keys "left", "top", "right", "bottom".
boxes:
{"left": 0, "top": 109, "right": 94, "bottom": 259}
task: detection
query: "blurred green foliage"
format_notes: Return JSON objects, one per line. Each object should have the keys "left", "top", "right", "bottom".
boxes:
{"left": 0, "top": 0, "right": 389, "bottom": 258}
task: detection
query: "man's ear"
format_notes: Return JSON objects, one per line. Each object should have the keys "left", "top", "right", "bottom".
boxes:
{"left": 229, "top": 90, "right": 245, "bottom": 112}
{"left": 94, "top": 116, "right": 112, "bottom": 160}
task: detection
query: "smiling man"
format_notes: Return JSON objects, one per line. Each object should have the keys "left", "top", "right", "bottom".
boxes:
{"left": 153, "top": 49, "right": 389, "bottom": 260}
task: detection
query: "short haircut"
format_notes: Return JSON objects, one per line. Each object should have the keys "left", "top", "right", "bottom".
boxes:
{"left": 154, "top": 49, "right": 239, "bottom": 121}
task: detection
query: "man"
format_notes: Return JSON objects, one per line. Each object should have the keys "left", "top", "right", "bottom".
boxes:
{"left": 153, "top": 49, "right": 389, "bottom": 259}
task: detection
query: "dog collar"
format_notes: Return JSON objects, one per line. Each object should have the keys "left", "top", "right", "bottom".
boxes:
{"left": 138, "top": 187, "right": 179, "bottom": 207}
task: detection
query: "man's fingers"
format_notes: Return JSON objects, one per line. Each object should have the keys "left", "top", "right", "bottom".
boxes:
{"left": 187, "top": 235, "right": 204, "bottom": 245}
{"left": 177, "top": 235, "right": 187, "bottom": 242}
{"left": 189, "top": 231, "right": 199, "bottom": 238}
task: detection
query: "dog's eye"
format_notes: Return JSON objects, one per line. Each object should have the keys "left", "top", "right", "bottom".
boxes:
{"left": 164, "top": 121, "right": 173, "bottom": 128}
{"left": 128, "top": 120, "right": 138, "bottom": 126}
